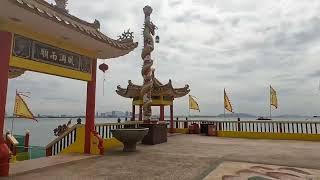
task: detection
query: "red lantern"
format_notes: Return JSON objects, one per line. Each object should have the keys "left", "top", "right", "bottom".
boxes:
{"left": 99, "top": 63, "right": 109, "bottom": 96}
{"left": 99, "top": 63, "right": 108, "bottom": 73}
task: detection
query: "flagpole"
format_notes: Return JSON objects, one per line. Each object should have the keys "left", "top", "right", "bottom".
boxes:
{"left": 188, "top": 95, "right": 190, "bottom": 120}
{"left": 269, "top": 85, "right": 272, "bottom": 119}
{"left": 188, "top": 106, "right": 190, "bottom": 120}
{"left": 11, "top": 115, "right": 14, "bottom": 135}
{"left": 224, "top": 89, "right": 226, "bottom": 119}
{"left": 12, "top": 90, "right": 18, "bottom": 135}
{"left": 188, "top": 96, "right": 190, "bottom": 121}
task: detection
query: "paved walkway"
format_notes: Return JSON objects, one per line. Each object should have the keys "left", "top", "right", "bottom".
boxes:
{"left": 4, "top": 134, "right": 320, "bottom": 180}
{"left": 9, "top": 153, "right": 98, "bottom": 176}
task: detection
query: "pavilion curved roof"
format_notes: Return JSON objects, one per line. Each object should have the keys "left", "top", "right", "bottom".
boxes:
{"left": 116, "top": 78, "right": 190, "bottom": 99}
{"left": 1, "top": 0, "right": 138, "bottom": 59}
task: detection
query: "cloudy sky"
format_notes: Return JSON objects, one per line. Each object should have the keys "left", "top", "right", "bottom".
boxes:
{"left": 6, "top": 0, "right": 320, "bottom": 116}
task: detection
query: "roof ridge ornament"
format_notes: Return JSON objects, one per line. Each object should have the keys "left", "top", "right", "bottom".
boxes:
{"left": 117, "top": 29, "right": 134, "bottom": 43}
{"left": 93, "top": 19, "right": 101, "bottom": 30}
{"left": 54, "top": 0, "right": 68, "bottom": 13}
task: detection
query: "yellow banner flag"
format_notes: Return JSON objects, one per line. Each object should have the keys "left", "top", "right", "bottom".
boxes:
{"left": 14, "top": 92, "right": 37, "bottom": 121}
{"left": 270, "top": 85, "right": 278, "bottom": 109}
{"left": 189, "top": 95, "right": 200, "bottom": 112}
{"left": 224, "top": 89, "right": 233, "bottom": 113}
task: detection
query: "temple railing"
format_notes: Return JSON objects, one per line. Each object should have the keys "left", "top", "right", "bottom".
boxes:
{"left": 45, "top": 124, "right": 78, "bottom": 156}
{"left": 45, "top": 121, "right": 143, "bottom": 157}
{"left": 94, "top": 121, "right": 143, "bottom": 139}
{"left": 165, "top": 120, "right": 320, "bottom": 134}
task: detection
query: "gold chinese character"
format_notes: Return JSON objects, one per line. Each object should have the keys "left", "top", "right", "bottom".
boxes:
{"left": 67, "top": 56, "right": 74, "bottom": 66}
{"left": 40, "top": 48, "right": 49, "bottom": 59}
{"left": 59, "top": 54, "right": 67, "bottom": 63}
{"left": 50, "top": 51, "right": 58, "bottom": 61}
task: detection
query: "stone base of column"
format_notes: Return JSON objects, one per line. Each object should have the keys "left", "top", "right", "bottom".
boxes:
{"left": 140, "top": 123, "right": 167, "bottom": 145}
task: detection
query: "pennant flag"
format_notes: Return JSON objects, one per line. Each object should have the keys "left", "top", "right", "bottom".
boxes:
{"left": 270, "top": 85, "right": 278, "bottom": 109}
{"left": 14, "top": 92, "right": 37, "bottom": 121}
{"left": 224, "top": 89, "right": 233, "bottom": 113}
{"left": 189, "top": 95, "right": 200, "bottom": 112}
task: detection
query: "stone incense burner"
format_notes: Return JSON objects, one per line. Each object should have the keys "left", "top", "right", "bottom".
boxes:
{"left": 111, "top": 128, "right": 149, "bottom": 152}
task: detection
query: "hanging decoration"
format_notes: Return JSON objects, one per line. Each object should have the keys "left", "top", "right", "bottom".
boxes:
{"left": 99, "top": 61, "right": 109, "bottom": 96}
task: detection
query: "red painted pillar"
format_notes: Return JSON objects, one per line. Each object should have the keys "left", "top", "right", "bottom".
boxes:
{"left": 139, "top": 105, "right": 142, "bottom": 121}
{"left": 131, "top": 104, "right": 135, "bottom": 121}
{"left": 160, "top": 105, "right": 164, "bottom": 121}
{"left": 0, "top": 31, "right": 11, "bottom": 176}
{"left": 170, "top": 104, "right": 174, "bottom": 133}
{"left": 84, "top": 59, "right": 97, "bottom": 154}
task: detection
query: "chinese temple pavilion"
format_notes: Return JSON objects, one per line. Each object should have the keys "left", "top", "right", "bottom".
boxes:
{"left": 116, "top": 77, "right": 190, "bottom": 121}
{"left": 0, "top": 0, "right": 137, "bottom": 176}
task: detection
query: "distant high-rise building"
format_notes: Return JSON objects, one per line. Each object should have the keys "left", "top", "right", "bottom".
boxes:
{"left": 100, "top": 113, "right": 105, "bottom": 118}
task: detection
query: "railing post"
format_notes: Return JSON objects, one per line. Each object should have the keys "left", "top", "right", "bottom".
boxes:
{"left": 176, "top": 117, "right": 179, "bottom": 128}
{"left": 237, "top": 118, "right": 241, "bottom": 131}
{"left": 46, "top": 147, "right": 52, "bottom": 156}
{"left": 24, "top": 130, "right": 30, "bottom": 152}
{"left": 279, "top": 123, "right": 283, "bottom": 133}
{"left": 184, "top": 122, "right": 188, "bottom": 129}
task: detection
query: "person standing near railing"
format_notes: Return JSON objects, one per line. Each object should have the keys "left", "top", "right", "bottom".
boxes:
{"left": 237, "top": 117, "right": 241, "bottom": 131}
{"left": 77, "top": 118, "right": 81, "bottom": 124}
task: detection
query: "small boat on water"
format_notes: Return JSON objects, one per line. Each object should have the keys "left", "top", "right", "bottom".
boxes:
{"left": 257, "top": 116, "right": 272, "bottom": 120}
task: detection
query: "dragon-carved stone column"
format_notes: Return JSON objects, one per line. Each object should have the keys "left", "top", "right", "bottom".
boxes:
{"left": 141, "top": 5, "right": 157, "bottom": 123}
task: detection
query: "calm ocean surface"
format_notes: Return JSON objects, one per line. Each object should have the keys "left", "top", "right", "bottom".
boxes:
{"left": 4, "top": 117, "right": 320, "bottom": 147}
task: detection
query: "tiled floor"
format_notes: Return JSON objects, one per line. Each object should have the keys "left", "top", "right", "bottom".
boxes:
{"left": 6, "top": 134, "right": 320, "bottom": 180}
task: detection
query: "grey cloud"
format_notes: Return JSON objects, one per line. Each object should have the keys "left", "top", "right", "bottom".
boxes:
{"left": 169, "top": 1, "right": 182, "bottom": 7}
{"left": 5, "top": 0, "right": 320, "bottom": 116}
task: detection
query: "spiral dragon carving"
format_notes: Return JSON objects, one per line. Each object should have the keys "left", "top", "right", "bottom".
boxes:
{"left": 141, "top": 5, "right": 157, "bottom": 122}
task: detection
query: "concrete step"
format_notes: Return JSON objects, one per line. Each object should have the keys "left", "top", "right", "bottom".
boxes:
{"left": 10, "top": 153, "right": 99, "bottom": 176}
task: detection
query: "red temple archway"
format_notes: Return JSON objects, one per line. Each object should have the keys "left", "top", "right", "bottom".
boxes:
{"left": 0, "top": 0, "right": 137, "bottom": 176}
